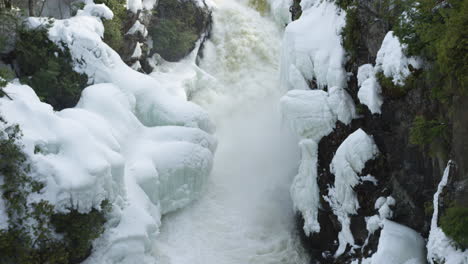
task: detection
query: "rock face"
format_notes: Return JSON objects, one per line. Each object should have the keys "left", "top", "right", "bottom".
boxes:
{"left": 286, "top": 0, "right": 468, "bottom": 263}
{"left": 119, "top": 0, "right": 212, "bottom": 72}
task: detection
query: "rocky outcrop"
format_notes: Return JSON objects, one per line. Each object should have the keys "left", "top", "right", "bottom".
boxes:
{"left": 287, "top": 0, "right": 467, "bottom": 263}
{"left": 116, "top": 0, "right": 212, "bottom": 73}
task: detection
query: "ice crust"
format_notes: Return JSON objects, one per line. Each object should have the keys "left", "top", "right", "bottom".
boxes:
{"left": 1, "top": 4, "right": 216, "bottom": 263}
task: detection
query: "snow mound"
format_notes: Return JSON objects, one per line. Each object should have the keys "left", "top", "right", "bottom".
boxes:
{"left": 375, "top": 31, "right": 422, "bottom": 86}
{"left": 280, "top": 0, "right": 347, "bottom": 91}
{"left": 371, "top": 220, "right": 426, "bottom": 264}
{"left": 290, "top": 139, "right": 320, "bottom": 235}
{"left": 4, "top": 4, "right": 217, "bottom": 263}
{"left": 357, "top": 64, "right": 383, "bottom": 114}
{"left": 427, "top": 161, "right": 468, "bottom": 264}
{"left": 28, "top": 4, "right": 214, "bottom": 134}
{"left": 325, "top": 129, "right": 379, "bottom": 256}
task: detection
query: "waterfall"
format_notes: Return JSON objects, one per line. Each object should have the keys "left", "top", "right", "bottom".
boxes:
{"left": 153, "top": 1, "right": 309, "bottom": 263}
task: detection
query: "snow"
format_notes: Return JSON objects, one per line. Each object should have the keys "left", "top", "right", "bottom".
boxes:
{"left": 280, "top": 87, "right": 356, "bottom": 141}
{"left": 131, "top": 42, "right": 142, "bottom": 59}
{"left": 427, "top": 161, "right": 468, "bottom": 264}
{"left": 30, "top": 5, "right": 214, "bottom": 133}
{"left": 280, "top": 0, "right": 347, "bottom": 91}
{"left": 290, "top": 139, "right": 320, "bottom": 235}
{"left": 357, "top": 64, "right": 383, "bottom": 114}
{"left": 366, "top": 196, "right": 396, "bottom": 235}
{"left": 3, "top": 4, "right": 217, "bottom": 263}
{"left": 325, "top": 129, "right": 379, "bottom": 256}
{"left": 375, "top": 31, "right": 422, "bottom": 86}
{"left": 126, "top": 20, "right": 148, "bottom": 38}
{"left": 127, "top": 0, "right": 157, "bottom": 13}
{"left": 370, "top": 220, "right": 426, "bottom": 264}
{"left": 327, "top": 86, "right": 357, "bottom": 124}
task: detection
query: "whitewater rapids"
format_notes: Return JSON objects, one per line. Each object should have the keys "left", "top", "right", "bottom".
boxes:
{"left": 153, "top": 1, "right": 309, "bottom": 263}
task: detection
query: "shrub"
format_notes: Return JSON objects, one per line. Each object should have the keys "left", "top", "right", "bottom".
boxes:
{"left": 409, "top": 115, "right": 448, "bottom": 146}
{"left": 341, "top": 5, "right": 360, "bottom": 66}
{"left": 51, "top": 200, "right": 110, "bottom": 263}
{"left": 94, "top": 0, "right": 126, "bottom": 52}
{"left": 15, "top": 25, "right": 88, "bottom": 110}
{"left": 148, "top": 0, "right": 206, "bottom": 61}
{"left": 393, "top": 0, "right": 468, "bottom": 99}
{"left": 440, "top": 206, "right": 468, "bottom": 249}
{"left": 0, "top": 119, "right": 109, "bottom": 263}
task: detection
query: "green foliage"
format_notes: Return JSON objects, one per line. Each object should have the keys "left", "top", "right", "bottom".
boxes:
{"left": 51, "top": 200, "right": 110, "bottom": 263}
{"left": 0, "top": 120, "right": 109, "bottom": 263}
{"left": 94, "top": 0, "right": 126, "bottom": 52}
{"left": 15, "top": 25, "right": 88, "bottom": 110}
{"left": 393, "top": 0, "right": 468, "bottom": 99}
{"left": 440, "top": 206, "right": 468, "bottom": 249}
{"left": 148, "top": 0, "right": 205, "bottom": 61}
{"left": 341, "top": 5, "right": 359, "bottom": 66}
{"left": 0, "top": 120, "right": 65, "bottom": 264}
{"left": 409, "top": 115, "right": 448, "bottom": 146}
{"left": 0, "top": 66, "right": 15, "bottom": 90}
{"left": 336, "top": 0, "right": 354, "bottom": 10}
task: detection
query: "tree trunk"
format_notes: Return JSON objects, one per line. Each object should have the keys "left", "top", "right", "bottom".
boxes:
{"left": 29, "top": 0, "right": 35, "bottom": 16}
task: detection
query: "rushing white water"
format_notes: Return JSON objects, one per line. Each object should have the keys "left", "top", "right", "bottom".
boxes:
{"left": 153, "top": 1, "right": 308, "bottom": 263}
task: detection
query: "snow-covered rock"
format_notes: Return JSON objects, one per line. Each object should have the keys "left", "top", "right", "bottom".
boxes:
{"left": 280, "top": 0, "right": 347, "bottom": 91}
{"left": 325, "top": 129, "right": 379, "bottom": 256}
{"left": 4, "top": 4, "right": 217, "bottom": 263}
{"left": 370, "top": 220, "right": 426, "bottom": 264}
{"left": 357, "top": 64, "right": 383, "bottom": 114}
{"left": 375, "top": 31, "right": 422, "bottom": 86}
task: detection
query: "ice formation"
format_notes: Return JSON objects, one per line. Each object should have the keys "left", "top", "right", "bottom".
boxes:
{"left": 290, "top": 139, "right": 321, "bottom": 235}
{"left": 427, "top": 161, "right": 468, "bottom": 264}
{"left": 279, "top": 0, "right": 358, "bottom": 235}
{"left": 280, "top": 89, "right": 337, "bottom": 141}
{"left": 357, "top": 64, "right": 383, "bottom": 114}
{"left": 280, "top": 88, "right": 357, "bottom": 235}
{"left": 325, "top": 129, "right": 379, "bottom": 256}
{"left": 1, "top": 3, "right": 216, "bottom": 263}
{"left": 375, "top": 31, "right": 422, "bottom": 86}
{"left": 280, "top": 0, "right": 347, "bottom": 91}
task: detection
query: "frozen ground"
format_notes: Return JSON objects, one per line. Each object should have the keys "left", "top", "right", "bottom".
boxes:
{"left": 153, "top": 1, "right": 308, "bottom": 263}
